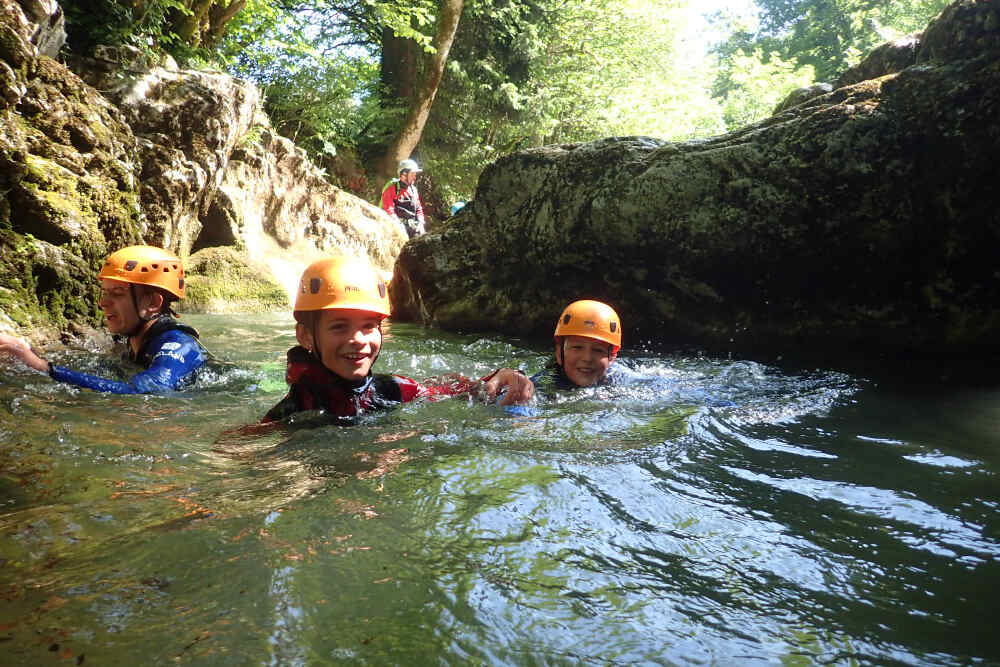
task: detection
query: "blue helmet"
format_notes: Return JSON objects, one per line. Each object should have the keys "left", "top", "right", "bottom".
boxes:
{"left": 450, "top": 201, "right": 466, "bottom": 216}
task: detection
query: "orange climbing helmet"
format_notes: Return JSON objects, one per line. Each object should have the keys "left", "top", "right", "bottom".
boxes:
{"left": 293, "top": 256, "right": 390, "bottom": 321}
{"left": 98, "top": 245, "right": 185, "bottom": 299}
{"left": 554, "top": 300, "right": 622, "bottom": 351}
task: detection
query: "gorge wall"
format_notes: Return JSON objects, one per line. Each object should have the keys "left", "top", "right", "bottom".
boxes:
{"left": 390, "top": 0, "right": 1000, "bottom": 359}
{"left": 0, "top": 0, "right": 405, "bottom": 334}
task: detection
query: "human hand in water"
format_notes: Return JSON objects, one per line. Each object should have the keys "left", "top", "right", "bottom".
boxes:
{"left": 0, "top": 333, "right": 50, "bottom": 373}
{"left": 484, "top": 368, "right": 534, "bottom": 405}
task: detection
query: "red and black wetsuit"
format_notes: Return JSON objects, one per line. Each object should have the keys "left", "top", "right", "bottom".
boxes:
{"left": 262, "top": 346, "right": 479, "bottom": 424}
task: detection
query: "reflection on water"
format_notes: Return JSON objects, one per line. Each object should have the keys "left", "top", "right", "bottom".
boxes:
{"left": 0, "top": 313, "right": 997, "bottom": 664}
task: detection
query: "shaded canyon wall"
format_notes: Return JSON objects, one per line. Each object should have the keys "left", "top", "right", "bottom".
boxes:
{"left": 391, "top": 0, "right": 1000, "bottom": 358}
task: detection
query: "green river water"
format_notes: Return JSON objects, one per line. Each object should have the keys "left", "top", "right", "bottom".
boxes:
{"left": 0, "top": 313, "right": 997, "bottom": 665}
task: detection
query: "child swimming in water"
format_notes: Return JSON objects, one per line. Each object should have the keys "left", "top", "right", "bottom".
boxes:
{"left": 262, "top": 255, "right": 532, "bottom": 423}
{"left": 530, "top": 299, "right": 631, "bottom": 391}
{"left": 0, "top": 245, "right": 208, "bottom": 393}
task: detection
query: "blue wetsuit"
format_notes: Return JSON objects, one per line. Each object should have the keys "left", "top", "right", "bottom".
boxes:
{"left": 48, "top": 317, "right": 207, "bottom": 394}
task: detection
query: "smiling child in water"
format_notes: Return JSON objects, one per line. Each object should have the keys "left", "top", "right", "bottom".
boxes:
{"left": 529, "top": 300, "right": 630, "bottom": 392}
{"left": 262, "top": 255, "right": 532, "bottom": 423}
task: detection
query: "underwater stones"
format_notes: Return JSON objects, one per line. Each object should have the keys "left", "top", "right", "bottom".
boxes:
{"left": 392, "top": 0, "right": 1000, "bottom": 357}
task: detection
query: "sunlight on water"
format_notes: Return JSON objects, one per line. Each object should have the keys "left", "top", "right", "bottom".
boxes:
{"left": 0, "top": 314, "right": 997, "bottom": 664}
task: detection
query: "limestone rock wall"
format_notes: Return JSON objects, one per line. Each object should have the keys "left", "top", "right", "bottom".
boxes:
{"left": 0, "top": 0, "right": 404, "bottom": 333}
{"left": 391, "top": 0, "right": 1000, "bottom": 357}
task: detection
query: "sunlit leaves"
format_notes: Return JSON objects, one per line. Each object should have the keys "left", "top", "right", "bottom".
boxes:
{"left": 715, "top": 48, "right": 815, "bottom": 129}
{"left": 716, "top": 0, "right": 952, "bottom": 82}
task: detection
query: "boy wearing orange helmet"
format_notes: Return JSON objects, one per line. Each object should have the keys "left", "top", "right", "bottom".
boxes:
{"left": 531, "top": 300, "right": 625, "bottom": 390}
{"left": 0, "top": 245, "right": 208, "bottom": 393}
{"left": 262, "top": 256, "right": 532, "bottom": 423}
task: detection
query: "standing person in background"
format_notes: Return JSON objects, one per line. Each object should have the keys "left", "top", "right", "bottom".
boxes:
{"left": 0, "top": 245, "right": 208, "bottom": 393}
{"left": 380, "top": 158, "right": 426, "bottom": 239}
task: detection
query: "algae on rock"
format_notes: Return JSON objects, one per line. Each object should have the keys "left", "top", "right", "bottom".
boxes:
{"left": 182, "top": 247, "right": 288, "bottom": 313}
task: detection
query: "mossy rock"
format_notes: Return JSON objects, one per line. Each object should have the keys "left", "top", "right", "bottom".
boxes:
{"left": 182, "top": 246, "right": 289, "bottom": 313}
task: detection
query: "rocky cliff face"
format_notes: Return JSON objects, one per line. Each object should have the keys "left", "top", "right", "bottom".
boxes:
{"left": 0, "top": 0, "right": 405, "bottom": 333}
{"left": 391, "top": 0, "right": 1000, "bottom": 358}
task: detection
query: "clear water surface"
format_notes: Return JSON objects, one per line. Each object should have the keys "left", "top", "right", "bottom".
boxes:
{"left": 0, "top": 313, "right": 996, "bottom": 665}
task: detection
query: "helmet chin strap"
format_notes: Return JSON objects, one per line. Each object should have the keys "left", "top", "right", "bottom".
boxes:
{"left": 311, "top": 317, "right": 323, "bottom": 365}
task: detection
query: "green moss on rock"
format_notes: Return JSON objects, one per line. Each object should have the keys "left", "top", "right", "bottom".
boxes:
{"left": 183, "top": 246, "right": 289, "bottom": 313}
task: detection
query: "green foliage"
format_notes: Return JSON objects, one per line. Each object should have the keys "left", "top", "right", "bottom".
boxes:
{"left": 715, "top": 48, "right": 816, "bottom": 130}
{"left": 712, "top": 0, "right": 951, "bottom": 84}
{"left": 61, "top": 0, "right": 190, "bottom": 56}
{"left": 217, "top": 0, "right": 436, "bottom": 167}
{"left": 421, "top": 0, "right": 728, "bottom": 204}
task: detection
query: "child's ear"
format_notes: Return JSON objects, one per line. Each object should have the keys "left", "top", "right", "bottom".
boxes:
{"left": 295, "top": 322, "right": 314, "bottom": 351}
{"left": 140, "top": 289, "right": 164, "bottom": 317}
{"left": 554, "top": 343, "right": 563, "bottom": 366}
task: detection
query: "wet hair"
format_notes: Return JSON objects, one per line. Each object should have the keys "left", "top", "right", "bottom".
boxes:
{"left": 132, "top": 284, "right": 179, "bottom": 318}
{"left": 293, "top": 310, "right": 317, "bottom": 326}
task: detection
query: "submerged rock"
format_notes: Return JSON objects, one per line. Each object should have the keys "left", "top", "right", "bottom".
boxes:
{"left": 392, "top": 0, "right": 1000, "bottom": 357}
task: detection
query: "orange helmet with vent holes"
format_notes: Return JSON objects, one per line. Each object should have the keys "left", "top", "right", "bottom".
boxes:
{"left": 294, "top": 256, "right": 390, "bottom": 320}
{"left": 98, "top": 245, "right": 185, "bottom": 299}
{"left": 554, "top": 300, "right": 621, "bottom": 351}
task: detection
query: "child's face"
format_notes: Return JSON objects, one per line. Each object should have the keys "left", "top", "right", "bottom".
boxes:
{"left": 555, "top": 335, "right": 617, "bottom": 387}
{"left": 298, "top": 309, "right": 383, "bottom": 381}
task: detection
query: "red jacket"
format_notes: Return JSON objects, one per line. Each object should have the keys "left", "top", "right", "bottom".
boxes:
{"left": 262, "top": 346, "right": 480, "bottom": 423}
{"left": 380, "top": 179, "right": 424, "bottom": 222}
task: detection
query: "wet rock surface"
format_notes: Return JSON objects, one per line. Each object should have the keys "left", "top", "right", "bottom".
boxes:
{"left": 391, "top": 0, "right": 1000, "bottom": 357}
{"left": 0, "top": 0, "right": 403, "bottom": 334}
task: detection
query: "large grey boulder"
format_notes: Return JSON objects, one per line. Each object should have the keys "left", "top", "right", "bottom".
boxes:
{"left": 392, "top": 0, "right": 1000, "bottom": 356}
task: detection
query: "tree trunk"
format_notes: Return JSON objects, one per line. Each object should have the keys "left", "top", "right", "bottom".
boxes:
{"left": 380, "top": 26, "right": 419, "bottom": 103}
{"left": 376, "top": 0, "right": 463, "bottom": 186}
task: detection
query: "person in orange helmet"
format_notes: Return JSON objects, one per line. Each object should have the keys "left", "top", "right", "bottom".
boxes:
{"left": 0, "top": 245, "right": 208, "bottom": 393}
{"left": 262, "top": 255, "right": 532, "bottom": 424}
{"left": 530, "top": 300, "right": 627, "bottom": 391}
